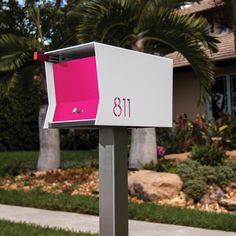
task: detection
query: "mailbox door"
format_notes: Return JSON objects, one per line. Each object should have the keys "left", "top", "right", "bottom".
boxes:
{"left": 52, "top": 56, "right": 99, "bottom": 124}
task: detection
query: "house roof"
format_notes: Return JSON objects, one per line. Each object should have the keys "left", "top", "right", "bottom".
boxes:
{"left": 183, "top": 0, "right": 224, "bottom": 14}
{"left": 166, "top": 32, "right": 236, "bottom": 68}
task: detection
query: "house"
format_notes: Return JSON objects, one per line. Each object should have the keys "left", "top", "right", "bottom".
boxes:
{"left": 167, "top": 0, "right": 236, "bottom": 120}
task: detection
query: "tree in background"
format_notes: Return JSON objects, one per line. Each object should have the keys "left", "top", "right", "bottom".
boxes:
{"left": 76, "top": 0, "right": 219, "bottom": 169}
{"left": 0, "top": 1, "right": 78, "bottom": 170}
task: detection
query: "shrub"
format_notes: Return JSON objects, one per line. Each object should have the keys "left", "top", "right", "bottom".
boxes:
{"left": 0, "top": 80, "right": 40, "bottom": 151}
{"left": 199, "top": 165, "right": 217, "bottom": 184}
{"left": 174, "top": 160, "right": 208, "bottom": 201}
{"left": 0, "top": 160, "right": 33, "bottom": 177}
{"left": 224, "top": 160, "right": 236, "bottom": 174}
{"left": 174, "top": 160, "right": 203, "bottom": 181}
{"left": 60, "top": 129, "right": 98, "bottom": 150}
{"left": 157, "top": 113, "right": 236, "bottom": 155}
{"left": 191, "top": 144, "right": 226, "bottom": 166}
{"left": 183, "top": 179, "right": 207, "bottom": 201}
{"left": 142, "top": 159, "right": 176, "bottom": 173}
{"left": 215, "top": 115, "right": 236, "bottom": 150}
{"left": 156, "top": 114, "right": 205, "bottom": 154}
{"left": 214, "top": 165, "right": 235, "bottom": 187}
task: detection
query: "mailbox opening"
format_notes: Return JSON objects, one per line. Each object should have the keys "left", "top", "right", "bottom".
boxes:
{"left": 52, "top": 56, "right": 99, "bottom": 124}
{"left": 45, "top": 43, "right": 95, "bottom": 63}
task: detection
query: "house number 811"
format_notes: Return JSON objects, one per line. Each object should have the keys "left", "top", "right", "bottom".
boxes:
{"left": 113, "top": 97, "right": 131, "bottom": 118}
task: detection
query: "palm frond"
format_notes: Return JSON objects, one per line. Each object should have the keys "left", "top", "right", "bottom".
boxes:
{"left": 0, "top": 34, "right": 39, "bottom": 72}
{"left": 141, "top": 7, "right": 218, "bottom": 103}
{"left": 27, "top": 6, "right": 44, "bottom": 48}
{"left": 77, "top": 0, "right": 140, "bottom": 46}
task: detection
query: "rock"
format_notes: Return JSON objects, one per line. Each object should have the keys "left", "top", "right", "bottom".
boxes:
{"left": 219, "top": 198, "right": 236, "bottom": 211}
{"left": 186, "top": 198, "right": 194, "bottom": 206}
{"left": 225, "top": 186, "right": 230, "bottom": 193}
{"left": 168, "top": 196, "right": 186, "bottom": 207}
{"left": 128, "top": 170, "right": 183, "bottom": 202}
{"left": 201, "top": 193, "right": 211, "bottom": 204}
{"left": 230, "top": 182, "right": 236, "bottom": 188}
{"left": 164, "top": 152, "right": 191, "bottom": 162}
{"left": 215, "top": 189, "right": 224, "bottom": 200}
{"left": 226, "top": 150, "right": 236, "bottom": 159}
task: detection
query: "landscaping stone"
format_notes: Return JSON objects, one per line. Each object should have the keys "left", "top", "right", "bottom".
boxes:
{"left": 164, "top": 152, "right": 191, "bottom": 162}
{"left": 128, "top": 170, "right": 183, "bottom": 202}
{"left": 230, "top": 182, "right": 236, "bottom": 188}
{"left": 226, "top": 150, "right": 236, "bottom": 159}
{"left": 219, "top": 198, "right": 236, "bottom": 211}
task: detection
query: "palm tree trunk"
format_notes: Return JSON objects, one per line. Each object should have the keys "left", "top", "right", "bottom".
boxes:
{"left": 129, "top": 128, "right": 157, "bottom": 169}
{"left": 37, "top": 104, "right": 60, "bottom": 171}
{"left": 129, "top": 40, "right": 157, "bottom": 169}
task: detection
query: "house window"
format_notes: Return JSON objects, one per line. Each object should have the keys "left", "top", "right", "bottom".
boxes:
{"left": 209, "top": 75, "right": 236, "bottom": 119}
{"left": 231, "top": 75, "right": 236, "bottom": 115}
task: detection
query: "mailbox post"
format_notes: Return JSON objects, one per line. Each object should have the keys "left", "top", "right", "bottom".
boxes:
{"left": 42, "top": 42, "right": 173, "bottom": 236}
{"left": 99, "top": 127, "right": 128, "bottom": 235}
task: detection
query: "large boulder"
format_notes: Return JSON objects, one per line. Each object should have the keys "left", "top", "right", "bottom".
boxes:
{"left": 219, "top": 198, "right": 236, "bottom": 211}
{"left": 128, "top": 170, "right": 183, "bottom": 202}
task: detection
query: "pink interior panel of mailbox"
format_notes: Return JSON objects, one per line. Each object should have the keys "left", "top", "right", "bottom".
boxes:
{"left": 52, "top": 56, "right": 99, "bottom": 122}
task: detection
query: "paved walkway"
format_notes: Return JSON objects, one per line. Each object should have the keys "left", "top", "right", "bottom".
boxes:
{"left": 0, "top": 204, "right": 236, "bottom": 236}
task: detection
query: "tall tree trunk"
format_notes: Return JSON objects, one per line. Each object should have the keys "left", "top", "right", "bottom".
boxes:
{"left": 37, "top": 104, "right": 60, "bottom": 171}
{"left": 129, "top": 128, "right": 157, "bottom": 169}
{"left": 129, "top": 39, "right": 157, "bottom": 169}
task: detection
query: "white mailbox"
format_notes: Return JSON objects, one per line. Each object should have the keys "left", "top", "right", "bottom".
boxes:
{"left": 44, "top": 42, "right": 173, "bottom": 128}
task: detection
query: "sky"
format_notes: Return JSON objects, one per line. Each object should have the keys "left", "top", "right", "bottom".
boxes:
{"left": 18, "top": 0, "right": 24, "bottom": 5}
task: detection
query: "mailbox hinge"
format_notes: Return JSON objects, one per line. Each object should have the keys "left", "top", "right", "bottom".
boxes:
{"left": 34, "top": 52, "right": 60, "bottom": 63}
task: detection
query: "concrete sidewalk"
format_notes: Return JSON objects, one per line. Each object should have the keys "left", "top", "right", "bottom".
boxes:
{"left": 0, "top": 204, "right": 235, "bottom": 236}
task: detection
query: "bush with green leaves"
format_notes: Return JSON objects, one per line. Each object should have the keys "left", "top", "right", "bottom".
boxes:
{"left": 60, "top": 129, "right": 98, "bottom": 150}
{"left": 173, "top": 159, "right": 236, "bottom": 201}
{"left": 173, "top": 160, "right": 206, "bottom": 201}
{"left": 183, "top": 179, "right": 207, "bottom": 202}
{"left": 156, "top": 114, "right": 204, "bottom": 154}
{"left": 214, "top": 165, "right": 235, "bottom": 187}
{"left": 142, "top": 159, "right": 176, "bottom": 173}
{"left": 0, "top": 80, "right": 40, "bottom": 151}
{"left": 156, "top": 113, "right": 236, "bottom": 155}
{"left": 199, "top": 165, "right": 217, "bottom": 184}
{"left": 0, "top": 159, "right": 33, "bottom": 177}
{"left": 225, "top": 159, "right": 236, "bottom": 173}
{"left": 191, "top": 144, "right": 226, "bottom": 166}
{"left": 174, "top": 160, "right": 203, "bottom": 180}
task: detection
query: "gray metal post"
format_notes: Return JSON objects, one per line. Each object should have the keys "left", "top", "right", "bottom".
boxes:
{"left": 99, "top": 127, "right": 128, "bottom": 236}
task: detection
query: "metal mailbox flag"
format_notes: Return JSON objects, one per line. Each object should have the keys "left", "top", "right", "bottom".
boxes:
{"left": 43, "top": 42, "right": 173, "bottom": 128}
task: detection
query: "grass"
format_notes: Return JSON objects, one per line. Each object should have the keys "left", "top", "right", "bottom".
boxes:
{"left": 0, "top": 189, "right": 236, "bottom": 232}
{"left": 0, "top": 150, "right": 98, "bottom": 175}
{"left": 0, "top": 219, "right": 97, "bottom": 236}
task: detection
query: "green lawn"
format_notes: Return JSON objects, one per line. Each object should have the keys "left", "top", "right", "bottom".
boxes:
{"left": 0, "top": 219, "right": 97, "bottom": 236}
{"left": 0, "top": 150, "right": 98, "bottom": 175}
{"left": 0, "top": 189, "right": 236, "bottom": 232}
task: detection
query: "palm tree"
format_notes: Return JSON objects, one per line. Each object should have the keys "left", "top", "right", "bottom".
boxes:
{"left": 0, "top": 6, "right": 60, "bottom": 170}
{"left": 76, "top": 0, "right": 219, "bottom": 169}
